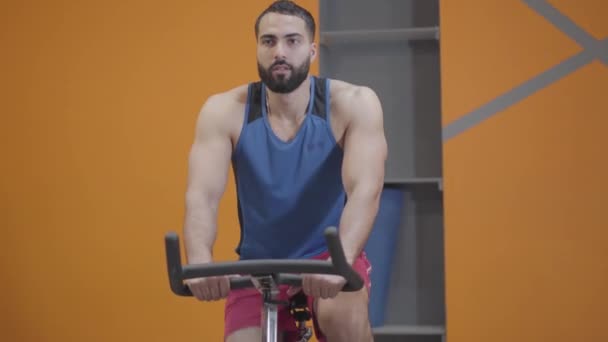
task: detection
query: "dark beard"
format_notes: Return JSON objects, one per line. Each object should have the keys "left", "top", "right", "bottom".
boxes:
{"left": 257, "top": 59, "right": 310, "bottom": 94}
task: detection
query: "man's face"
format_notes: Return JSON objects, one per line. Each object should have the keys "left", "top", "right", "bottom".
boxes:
{"left": 256, "top": 13, "right": 316, "bottom": 93}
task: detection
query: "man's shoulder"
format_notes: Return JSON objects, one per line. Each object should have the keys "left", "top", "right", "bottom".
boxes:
{"left": 203, "top": 83, "right": 250, "bottom": 113}
{"left": 327, "top": 78, "right": 381, "bottom": 116}
{"left": 328, "top": 78, "right": 379, "bottom": 105}
{"left": 195, "top": 82, "right": 253, "bottom": 136}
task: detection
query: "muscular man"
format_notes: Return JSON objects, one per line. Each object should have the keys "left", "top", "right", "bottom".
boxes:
{"left": 182, "top": 1, "right": 387, "bottom": 341}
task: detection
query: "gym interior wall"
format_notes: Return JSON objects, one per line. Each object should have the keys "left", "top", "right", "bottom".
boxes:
{"left": 441, "top": 1, "right": 608, "bottom": 341}
{"left": 1, "top": 1, "right": 318, "bottom": 341}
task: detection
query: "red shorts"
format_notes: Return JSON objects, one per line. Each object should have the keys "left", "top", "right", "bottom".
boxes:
{"left": 224, "top": 251, "right": 372, "bottom": 341}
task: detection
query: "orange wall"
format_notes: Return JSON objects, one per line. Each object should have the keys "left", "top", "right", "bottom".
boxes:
{"left": 441, "top": 1, "right": 607, "bottom": 341}
{"left": 1, "top": 1, "right": 318, "bottom": 341}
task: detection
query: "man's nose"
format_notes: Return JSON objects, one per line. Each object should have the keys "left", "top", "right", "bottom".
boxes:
{"left": 272, "top": 42, "right": 286, "bottom": 60}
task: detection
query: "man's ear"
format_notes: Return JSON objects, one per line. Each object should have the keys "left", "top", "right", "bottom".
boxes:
{"left": 310, "top": 42, "right": 317, "bottom": 61}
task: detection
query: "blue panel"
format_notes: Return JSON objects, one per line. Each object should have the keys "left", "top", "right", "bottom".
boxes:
{"left": 364, "top": 186, "right": 405, "bottom": 327}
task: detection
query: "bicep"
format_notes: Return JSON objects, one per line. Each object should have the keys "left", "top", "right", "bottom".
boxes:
{"left": 342, "top": 88, "right": 387, "bottom": 195}
{"left": 185, "top": 100, "right": 233, "bottom": 207}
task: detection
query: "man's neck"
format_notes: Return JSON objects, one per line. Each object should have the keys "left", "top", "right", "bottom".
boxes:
{"left": 266, "top": 76, "right": 311, "bottom": 122}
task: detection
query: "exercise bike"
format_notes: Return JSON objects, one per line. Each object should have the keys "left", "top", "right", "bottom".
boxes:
{"left": 164, "top": 226, "right": 364, "bottom": 342}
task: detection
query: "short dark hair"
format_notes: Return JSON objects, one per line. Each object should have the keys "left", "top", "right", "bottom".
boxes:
{"left": 254, "top": 0, "right": 316, "bottom": 40}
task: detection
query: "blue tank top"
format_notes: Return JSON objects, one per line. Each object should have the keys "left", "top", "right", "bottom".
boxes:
{"left": 232, "top": 76, "right": 346, "bottom": 260}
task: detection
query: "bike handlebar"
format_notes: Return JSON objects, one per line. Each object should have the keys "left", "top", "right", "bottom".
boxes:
{"left": 164, "top": 227, "right": 364, "bottom": 296}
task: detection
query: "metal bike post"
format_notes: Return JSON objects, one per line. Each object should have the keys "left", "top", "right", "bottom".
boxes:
{"left": 252, "top": 275, "right": 280, "bottom": 342}
{"left": 261, "top": 294, "right": 279, "bottom": 342}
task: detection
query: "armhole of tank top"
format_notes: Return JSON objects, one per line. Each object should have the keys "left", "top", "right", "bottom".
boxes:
{"left": 233, "top": 83, "right": 252, "bottom": 157}
{"left": 324, "top": 78, "right": 340, "bottom": 148}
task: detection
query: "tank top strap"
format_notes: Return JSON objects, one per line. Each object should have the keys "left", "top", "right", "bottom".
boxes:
{"left": 310, "top": 76, "right": 330, "bottom": 121}
{"left": 245, "top": 81, "right": 264, "bottom": 124}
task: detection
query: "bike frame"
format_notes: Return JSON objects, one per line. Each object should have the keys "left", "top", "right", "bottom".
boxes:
{"left": 164, "top": 227, "right": 363, "bottom": 342}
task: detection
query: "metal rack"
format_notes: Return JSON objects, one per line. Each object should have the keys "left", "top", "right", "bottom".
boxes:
{"left": 320, "top": 27, "right": 440, "bottom": 45}
{"left": 319, "top": 1, "right": 445, "bottom": 341}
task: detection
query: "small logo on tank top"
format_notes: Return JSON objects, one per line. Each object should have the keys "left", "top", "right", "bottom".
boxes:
{"left": 307, "top": 141, "right": 325, "bottom": 151}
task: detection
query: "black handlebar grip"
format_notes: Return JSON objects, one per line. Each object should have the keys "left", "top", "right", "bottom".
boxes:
{"left": 164, "top": 232, "right": 193, "bottom": 296}
{"left": 165, "top": 233, "right": 259, "bottom": 294}
{"left": 323, "top": 227, "right": 364, "bottom": 292}
{"left": 277, "top": 274, "right": 303, "bottom": 287}
{"left": 165, "top": 227, "right": 362, "bottom": 295}
{"left": 229, "top": 277, "right": 254, "bottom": 289}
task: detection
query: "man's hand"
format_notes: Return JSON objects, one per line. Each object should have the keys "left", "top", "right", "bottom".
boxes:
{"left": 303, "top": 273, "right": 347, "bottom": 299}
{"left": 185, "top": 275, "right": 231, "bottom": 301}
{"left": 287, "top": 273, "right": 347, "bottom": 299}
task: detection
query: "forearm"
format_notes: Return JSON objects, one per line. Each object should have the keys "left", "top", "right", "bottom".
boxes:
{"left": 338, "top": 187, "right": 382, "bottom": 265}
{"left": 183, "top": 194, "right": 218, "bottom": 264}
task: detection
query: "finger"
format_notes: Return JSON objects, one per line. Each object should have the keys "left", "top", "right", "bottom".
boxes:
{"left": 302, "top": 275, "right": 311, "bottom": 296}
{"left": 320, "top": 283, "right": 330, "bottom": 299}
{"left": 331, "top": 277, "right": 346, "bottom": 298}
{"left": 185, "top": 281, "right": 197, "bottom": 299}
{"left": 209, "top": 278, "right": 220, "bottom": 300}
{"left": 329, "top": 283, "right": 341, "bottom": 298}
{"left": 200, "top": 281, "right": 212, "bottom": 301}
{"left": 310, "top": 276, "right": 321, "bottom": 298}
{"left": 189, "top": 280, "right": 205, "bottom": 301}
{"left": 216, "top": 279, "right": 226, "bottom": 300}
{"left": 219, "top": 276, "right": 230, "bottom": 298}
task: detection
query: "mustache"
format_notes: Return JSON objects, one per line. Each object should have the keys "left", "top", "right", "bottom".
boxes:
{"left": 270, "top": 60, "right": 292, "bottom": 69}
